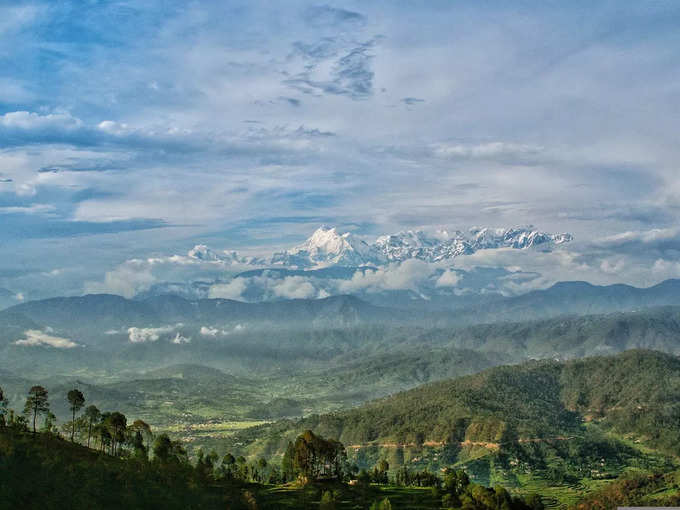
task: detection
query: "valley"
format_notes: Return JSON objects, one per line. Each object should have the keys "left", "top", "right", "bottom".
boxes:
{"left": 3, "top": 283, "right": 680, "bottom": 507}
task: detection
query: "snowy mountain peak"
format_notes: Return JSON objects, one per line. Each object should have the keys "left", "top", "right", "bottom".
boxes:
{"left": 188, "top": 245, "right": 265, "bottom": 266}
{"left": 374, "top": 226, "right": 572, "bottom": 263}
{"left": 271, "top": 226, "right": 384, "bottom": 268}
{"left": 189, "top": 225, "right": 572, "bottom": 269}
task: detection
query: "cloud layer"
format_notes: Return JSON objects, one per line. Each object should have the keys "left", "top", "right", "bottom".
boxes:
{"left": 1, "top": 2, "right": 679, "bottom": 299}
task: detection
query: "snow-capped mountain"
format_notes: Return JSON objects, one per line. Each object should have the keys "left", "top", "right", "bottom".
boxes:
{"left": 187, "top": 244, "right": 265, "bottom": 266}
{"left": 469, "top": 227, "right": 573, "bottom": 250}
{"left": 132, "top": 225, "right": 574, "bottom": 302}
{"left": 374, "top": 226, "right": 572, "bottom": 263}
{"left": 375, "top": 231, "right": 474, "bottom": 262}
{"left": 270, "top": 226, "right": 385, "bottom": 268}
{"left": 185, "top": 225, "right": 573, "bottom": 270}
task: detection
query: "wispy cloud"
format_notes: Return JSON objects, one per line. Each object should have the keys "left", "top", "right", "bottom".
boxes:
{"left": 285, "top": 38, "right": 379, "bottom": 99}
{"left": 303, "top": 5, "right": 365, "bottom": 28}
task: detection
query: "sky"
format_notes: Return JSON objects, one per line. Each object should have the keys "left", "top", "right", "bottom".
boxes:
{"left": 1, "top": 1, "right": 679, "bottom": 301}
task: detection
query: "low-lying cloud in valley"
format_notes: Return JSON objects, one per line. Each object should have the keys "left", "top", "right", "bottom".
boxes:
{"left": 127, "top": 325, "right": 182, "bottom": 344}
{"left": 14, "top": 329, "right": 78, "bottom": 348}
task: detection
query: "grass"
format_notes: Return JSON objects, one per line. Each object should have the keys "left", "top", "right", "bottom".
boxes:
{"left": 257, "top": 482, "right": 440, "bottom": 509}
{"left": 511, "top": 474, "right": 611, "bottom": 507}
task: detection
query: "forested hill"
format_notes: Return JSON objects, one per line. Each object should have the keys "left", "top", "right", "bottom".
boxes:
{"left": 434, "top": 305, "right": 680, "bottom": 358}
{"left": 234, "top": 350, "right": 680, "bottom": 455}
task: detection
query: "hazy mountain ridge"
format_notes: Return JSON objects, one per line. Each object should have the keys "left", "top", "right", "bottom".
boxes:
{"left": 0, "top": 293, "right": 408, "bottom": 332}
{"left": 469, "top": 279, "right": 680, "bottom": 322}
{"left": 4, "top": 279, "right": 680, "bottom": 354}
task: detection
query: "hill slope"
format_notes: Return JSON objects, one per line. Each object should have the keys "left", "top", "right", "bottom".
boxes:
{"left": 234, "top": 350, "right": 680, "bottom": 454}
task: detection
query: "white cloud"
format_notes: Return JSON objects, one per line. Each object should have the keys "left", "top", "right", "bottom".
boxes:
{"left": 84, "top": 261, "right": 156, "bottom": 298}
{"left": 97, "top": 120, "right": 130, "bottom": 135}
{"left": 652, "top": 259, "right": 680, "bottom": 278}
{"left": 0, "top": 110, "right": 82, "bottom": 131}
{"left": 598, "top": 227, "right": 680, "bottom": 247}
{"left": 208, "top": 278, "right": 249, "bottom": 300}
{"left": 600, "top": 258, "right": 625, "bottom": 274}
{"left": 200, "top": 324, "right": 246, "bottom": 336}
{"left": 435, "top": 269, "right": 461, "bottom": 288}
{"left": 127, "top": 325, "right": 178, "bottom": 343}
{"left": 0, "top": 204, "right": 56, "bottom": 216}
{"left": 337, "top": 259, "right": 436, "bottom": 293}
{"left": 15, "top": 329, "right": 78, "bottom": 348}
{"left": 432, "top": 141, "right": 544, "bottom": 163}
{"left": 271, "top": 275, "right": 318, "bottom": 299}
{"left": 171, "top": 332, "right": 191, "bottom": 344}
{"left": 84, "top": 246, "right": 265, "bottom": 299}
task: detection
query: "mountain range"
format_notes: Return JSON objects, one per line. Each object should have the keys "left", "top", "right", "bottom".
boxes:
{"left": 3, "top": 279, "right": 680, "bottom": 385}
{"left": 4, "top": 278, "right": 680, "bottom": 337}
{"left": 191, "top": 225, "right": 573, "bottom": 269}
{"left": 0, "top": 294, "right": 407, "bottom": 337}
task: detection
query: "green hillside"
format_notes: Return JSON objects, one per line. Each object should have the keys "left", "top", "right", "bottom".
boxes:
{"left": 235, "top": 350, "right": 680, "bottom": 447}
{"left": 228, "top": 351, "right": 680, "bottom": 504}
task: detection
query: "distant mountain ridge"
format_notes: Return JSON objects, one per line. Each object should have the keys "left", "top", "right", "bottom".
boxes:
{"left": 5, "top": 279, "right": 680, "bottom": 333}
{"left": 186, "top": 225, "right": 573, "bottom": 269}
{"left": 0, "top": 293, "right": 409, "bottom": 333}
{"left": 470, "top": 279, "right": 680, "bottom": 322}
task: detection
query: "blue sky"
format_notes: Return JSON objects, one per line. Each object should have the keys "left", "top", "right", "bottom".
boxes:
{"left": 1, "top": 1, "right": 680, "bottom": 300}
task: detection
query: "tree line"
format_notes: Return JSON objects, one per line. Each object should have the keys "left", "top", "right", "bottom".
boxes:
{"left": 0, "top": 384, "right": 545, "bottom": 509}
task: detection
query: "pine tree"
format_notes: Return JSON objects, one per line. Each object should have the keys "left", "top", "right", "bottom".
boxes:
{"left": 23, "top": 386, "right": 49, "bottom": 434}
{"left": 67, "top": 389, "right": 85, "bottom": 442}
